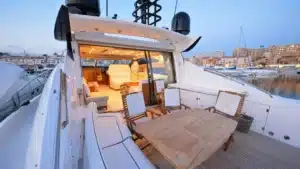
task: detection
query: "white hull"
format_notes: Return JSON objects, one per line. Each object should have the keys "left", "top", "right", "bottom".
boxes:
{"left": 176, "top": 62, "right": 300, "bottom": 148}
{"left": 1, "top": 9, "right": 299, "bottom": 169}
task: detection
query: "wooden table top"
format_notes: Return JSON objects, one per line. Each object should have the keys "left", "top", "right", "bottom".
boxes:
{"left": 135, "top": 108, "right": 238, "bottom": 169}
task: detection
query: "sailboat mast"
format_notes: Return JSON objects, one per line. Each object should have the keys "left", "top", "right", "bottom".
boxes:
{"left": 106, "top": 0, "right": 108, "bottom": 17}
{"left": 238, "top": 26, "right": 248, "bottom": 66}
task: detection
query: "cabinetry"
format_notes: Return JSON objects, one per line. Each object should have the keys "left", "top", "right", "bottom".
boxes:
{"left": 180, "top": 89, "right": 217, "bottom": 109}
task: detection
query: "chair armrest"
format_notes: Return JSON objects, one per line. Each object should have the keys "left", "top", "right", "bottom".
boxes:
{"left": 205, "top": 106, "right": 215, "bottom": 112}
{"left": 126, "top": 117, "right": 145, "bottom": 140}
{"left": 146, "top": 107, "right": 164, "bottom": 117}
{"left": 181, "top": 104, "right": 190, "bottom": 109}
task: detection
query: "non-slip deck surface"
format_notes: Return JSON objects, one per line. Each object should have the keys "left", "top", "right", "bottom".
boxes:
{"left": 143, "top": 131, "right": 300, "bottom": 169}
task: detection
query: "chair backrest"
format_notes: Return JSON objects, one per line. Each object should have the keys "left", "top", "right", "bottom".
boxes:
{"left": 125, "top": 92, "right": 146, "bottom": 117}
{"left": 164, "top": 88, "right": 180, "bottom": 107}
{"left": 154, "top": 79, "right": 165, "bottom": 93}
{"left": 214, "top": 90, "right": 245, "bottom": 117}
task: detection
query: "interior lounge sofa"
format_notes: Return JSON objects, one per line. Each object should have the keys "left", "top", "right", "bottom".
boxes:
{"left": 107, "top": 64, "right": 132, "bottom": 90}
{"left": 82, "top": 78, "right": 108, "bottom": 109}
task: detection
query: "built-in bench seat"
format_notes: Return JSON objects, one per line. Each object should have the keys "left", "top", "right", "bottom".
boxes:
{"left": 101, "top": 137, "right": 154, "bottom": 169}
{"left": 85, "top": 102, "right": 155, "bottom": 169}
{"left": 94, "top": 114, "right": 131, "bottom": 148}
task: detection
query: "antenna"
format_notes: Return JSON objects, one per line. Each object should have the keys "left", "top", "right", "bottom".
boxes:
{"left": 174, "top": 0, "right": 178, "bottom": 16}
{"left": 132, "top": 0, "right": 162, "bottom": 26}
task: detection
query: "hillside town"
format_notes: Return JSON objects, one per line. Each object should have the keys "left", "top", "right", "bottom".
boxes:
{"left": 187, "top": 44, "right": 300, "bottom": 67}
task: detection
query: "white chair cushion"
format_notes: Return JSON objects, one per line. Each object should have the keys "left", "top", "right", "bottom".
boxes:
{"left": 94, "top": 115, "right": 131, "bottom": 148}
{"left": 164, "top": 88, "right": 180, "bottom": 107}
{"left": 215, "top": 91, "right": 241, "bottom": 117}
{"left": 126, "top": 92, "right": 146, "bottom": 117}
{"left": 155, "top": 79, "right": 165, "bottom": 93}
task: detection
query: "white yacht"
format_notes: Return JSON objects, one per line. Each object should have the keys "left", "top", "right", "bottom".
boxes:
{"left": 1, "top": 1, "right": 300, "bottom": 169}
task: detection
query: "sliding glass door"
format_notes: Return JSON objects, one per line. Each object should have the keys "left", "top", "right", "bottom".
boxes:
{"left": 144, "top": 51, "right": 176, "bottom": 105}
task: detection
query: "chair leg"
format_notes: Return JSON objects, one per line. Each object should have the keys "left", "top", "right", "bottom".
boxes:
{"left": 224, "top": 134, "right": 234, "bottom": 151}
{"left": 141, "top": 142, "right": 151, "bottom": 150}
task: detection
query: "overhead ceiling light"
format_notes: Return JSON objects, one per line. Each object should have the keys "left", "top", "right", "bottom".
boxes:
{"left": 89, "top": 48, "right": 94, "bottom": 54}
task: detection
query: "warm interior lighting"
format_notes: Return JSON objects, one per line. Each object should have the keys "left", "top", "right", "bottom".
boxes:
{"left": 89, "top": 48, "right": 94, "bottom": 54}
{"left": 79, "top": 44, "right": 162, "bottom": 60}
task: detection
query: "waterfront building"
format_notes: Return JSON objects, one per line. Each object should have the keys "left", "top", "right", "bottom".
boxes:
{"left": 215, "top": 56, "right": 250, "bottom": 67}
{"left": 0, "top": 55, "right": 62, "bottom": 68}
{"left": 234, "top": 44, "right": 300, "bottom": 64}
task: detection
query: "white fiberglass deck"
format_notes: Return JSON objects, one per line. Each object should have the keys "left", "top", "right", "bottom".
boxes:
{"left": 0, "top": 96, "right": 40, "bottom": 169}
{"left": 142, "top": 131, "right": 300, "bottom": 169}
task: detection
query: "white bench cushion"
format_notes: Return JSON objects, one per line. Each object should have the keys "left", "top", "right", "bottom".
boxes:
{"left": 155, "top": 79, "right": 165, "bottom": 93}
{"left": 102, "top": 141, "right": 139, "bottom": 169}
{"left": 84, "top": 111, "right": 106, "bottom": 169}
{"left": 94, "top": 114, "right": 131, "bottom": 148}
{"left": 97, "top": 113, "right": 131, "bottom": 138}
{"left": 102, "top": 138, "right": 155, "bottom": 169}
{"left": 123, "top": 138, "right": 156, "bottom": 169}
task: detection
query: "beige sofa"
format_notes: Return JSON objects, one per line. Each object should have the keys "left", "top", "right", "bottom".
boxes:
{"left": 83, "top": 78, "right": 108, "bottom": 109}
{"left": 107, "top": 64, "right": 131, "bottom": 89}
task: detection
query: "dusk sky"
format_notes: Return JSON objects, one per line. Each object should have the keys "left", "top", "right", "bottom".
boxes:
{"left": 1, "top": 0, "right": 300, "bottom": 57}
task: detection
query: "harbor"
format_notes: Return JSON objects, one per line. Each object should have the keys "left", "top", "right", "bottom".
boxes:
{"left": 216, "top": 68, "right": 300, "bottom": 100}
{"left": 1, "top": 0, "right": 300, "bottom": 169}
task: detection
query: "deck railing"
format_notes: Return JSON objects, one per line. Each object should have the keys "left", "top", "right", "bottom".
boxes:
{"left": 0, "top": 70, "right": 52, "bottom": 121}
{"left": 204, "top": 68, "right": 273, "bottom": 98}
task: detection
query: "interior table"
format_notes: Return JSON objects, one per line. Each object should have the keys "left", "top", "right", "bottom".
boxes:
{"left": 135, "top": 108, "right": 238, "bottom": 169}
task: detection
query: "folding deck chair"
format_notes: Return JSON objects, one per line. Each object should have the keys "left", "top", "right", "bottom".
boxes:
{"left": 205, "top": 90, "right": 246, "bottom": 151}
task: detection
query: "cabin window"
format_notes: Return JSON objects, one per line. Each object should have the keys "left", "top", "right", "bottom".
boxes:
{"left": 78, "top": 44, "right": 176, "bottom": 111}
{"left": 149, "top": 51, "right": 176, "bottom": 84}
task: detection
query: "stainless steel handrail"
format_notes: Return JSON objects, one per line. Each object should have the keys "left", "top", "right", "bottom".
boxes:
{"left": 204, "top": 68, "right": 273, "bottom": 98}
{"left": 60, "top": 71, "right": 69, "bottom": 128}
{"left": 0, "top": 70, "right": 52, "bottom": 121}
{"left": 18, "top": 70, "right": 51, "bottom": 92}
{"left": 204, "top": 68, "right": 245, "bottom": 85}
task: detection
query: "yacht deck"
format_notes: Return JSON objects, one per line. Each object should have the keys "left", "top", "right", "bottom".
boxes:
{"left": 142, "top": 131, "right": 300, "bottom": 169}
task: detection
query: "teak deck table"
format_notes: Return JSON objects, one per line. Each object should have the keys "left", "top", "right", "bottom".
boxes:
{"left": 135, "top": 108, "right": 238, "bottom": 169}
